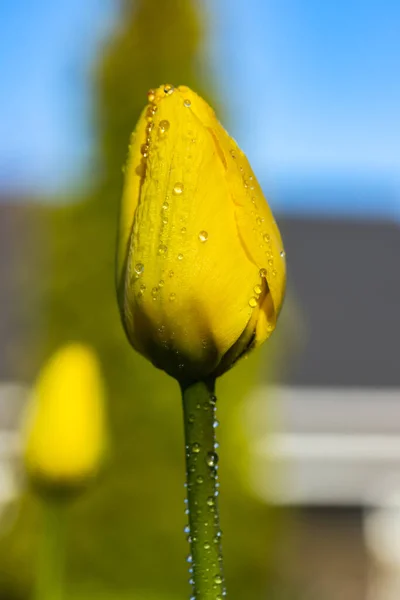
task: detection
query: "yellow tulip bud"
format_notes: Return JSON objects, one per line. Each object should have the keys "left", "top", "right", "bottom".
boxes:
{"left": 117, "top": 85, "right": 286, "bottom": 382}
{"left": 23, "top": 344, "right": 107, "bottom": 493}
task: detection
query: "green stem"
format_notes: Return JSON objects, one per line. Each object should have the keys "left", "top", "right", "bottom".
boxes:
{"left": 36, "top": 499, "right": 66, "bottom": 600}
{"left": 181, "top": 379, "right": 225, "bottom": 600}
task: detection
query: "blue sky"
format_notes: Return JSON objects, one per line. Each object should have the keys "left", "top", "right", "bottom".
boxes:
{"left": 1, "top": 0, "right": 399, "bottom": 217}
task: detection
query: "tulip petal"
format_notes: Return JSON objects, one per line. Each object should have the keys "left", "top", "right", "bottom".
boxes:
{"left": 119, "top": 85, "right": 286, "bottom": 379}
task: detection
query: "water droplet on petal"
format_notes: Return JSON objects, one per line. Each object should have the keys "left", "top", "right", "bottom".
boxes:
{"left": 164, "top": 84, "right": 174, "bottom": 94}
{"left": 192, "top": 442, "right": 201, "bottom": 454}
{"left": 254, "top": 284, "right": 262, "bottom": 295}
{"left": 168, "top": 270, "right": 174, "bottom": 277}
{"left": 181, "top": 227, "right": 187, "bottom": 234}
{"left": 207, "top": 496, "right": 215, "bottom": 507}
{"left": 134, "top": 263, "right": 144, "bottom": 275}
{"left": 178, "top": 253, "right": 184, "bottom": 260}
{"left": 162, "top": 201, "right": 169, "bottom": 210}
{"left": 197, "top": 475, "right": 204, "bottom": 484}
{"left": 158, "top": 244, "right": 167, "bottom": 255}
{"left": 249, "top": 296, "right": 258, "bottom": 308}
{"left": 184, "top": 99, "right": 191, "bottom": 107}
{"left": 199, "top": 230, "right": 208, "bottom": 243}
{"left": 259, "top": 268, "right": 267, "bottom": 278}
{"left": 159, "top": 119, "right": 170, "bottom": 133}
{"left": 173, "top": 182, "right": 184, "bottom": 195}
{"left": 280, "top": 250, "right": 286, "bottom": 258}
{"left": 204, "top": 542, "right": 211, "bottom": 550}
{"left": 147, "top": 89, "right": 156, "bottom": 102}
{"left": 169, "top": 292, "right": 176, "bottom": 302}
{"left": 213, "top": 420, "right": 220, "bottom": 428}
{"left": 186, "top": 554, "right": 193, "bottom": 563}
{"left": 230, "top": 149, "right": 236, "bottom": 159}
{"left": 263, "top": 233, "right": 270, "bottom": 243}
{"left": 214, "top": 575, "right": 223, "bottom": 585}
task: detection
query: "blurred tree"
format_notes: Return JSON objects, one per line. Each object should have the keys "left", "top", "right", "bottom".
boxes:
{"left": 0, "top": 1, "right": 285, "bottom": 599}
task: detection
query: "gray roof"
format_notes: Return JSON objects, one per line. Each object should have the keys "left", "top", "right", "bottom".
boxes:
{"left": 274, "top": 216, "right": 400, "bottom": 387}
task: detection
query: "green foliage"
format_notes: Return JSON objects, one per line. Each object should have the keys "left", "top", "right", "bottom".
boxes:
{"left": 1, "top": 0, "right": 285, "bottom": 598}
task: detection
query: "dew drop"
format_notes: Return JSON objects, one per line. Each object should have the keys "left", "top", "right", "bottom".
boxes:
{"left": 188, "top": 414, "right": 195, "bottom": 424}
{"left": 199, "top": 230, "right": 208, "bottom": 243}
{"left": 263, "top": 233, "right": 270, "bottom": 243}
{"left": 184, "top": 525, "right": 190, "bottom": 534}
{"left": 140, "top": 284, "right": 146, "bottom": 292}
{"left": 213, "top": 420, "right": 220, "bottom": 429}
{"left": 192, "top": 442, "right": 201, "bottom": 454}
{"left": 181, "top": 227, "right": 187, "bottom": 234}
{"left": 214, "top": 575, "right": 223, "bottom": 585}
{"left": 214, "top": 441, "right": 219, "bottom": 449}
{"left": 259, "top": 268, "right": 267, "bottom": 278}
{"left": 159, "top": 119, "right": 170, "bottom": 133}
{"left": 169, "top": 292, "right": 176, "bottom": 302}
{"left": 184, "top": 99, "right": 191, "bottom": 107}
{"left": 168, "top": 270, "right": 174, "bottom": 278}
{"left": 249, "top": 296, "right": 258, "bottom": 308}
{"left": 186, "top": 554, "right": 193, "bottom": 563}
{"left": 147, "top": 89, "right": 156, "bottom": 102}
{"left": 206, "top": 452, "right": 219, "bottom": 467}
{"left": 256, "top": 216, "right": 264, "bottom": 226}
{"left": 272, "top": 269, "right": 277, "bottom": 277}
{"left": 254, "top": 284, "right": 262, "bottom": 295}
{"left": 196, "top": 475, "right": 204, "bottom": 484}
{"left": 207, "top": 496, "right": 215, "bottom": 507}
{"left": 230, "top": 149, "right": 236, "bottom": 159}
{"left": 173, "top": 182, "right": 184, "bottom": 195}
{"left": 158, "top": 244, "right": 167, "bottom": 255}
{"left": 162, "top": 216, "right": 168, "bottom": 224}
{"left": 280, "top": 250, "right": 286, "bottom": 258}
{"left": 268, "top": 258, "right": 274, "bottom": 267}
{"left": 134, "top": 263, "right": 144, "bottom": 275}
{"left": 164, "top": 84, "right": 174, "bottom": 94}
{"left": 177, "top": 253, "right": 184, "bottom": 260}
{"left": 162, "top": 201, "right": 169, "bottom": 210}
{"left": 152, "top": 286, "right": 159, "bottom": 297}
{"left": 140, "top": 143, "right": 149, "bottom": 157}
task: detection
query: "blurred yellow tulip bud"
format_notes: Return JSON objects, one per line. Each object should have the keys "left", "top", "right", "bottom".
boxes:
{"left": 117, "top": 85, "right": 286, "bottom": 382}
{"left": 24, "top": 344, "right": 107, "bottom": 493}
